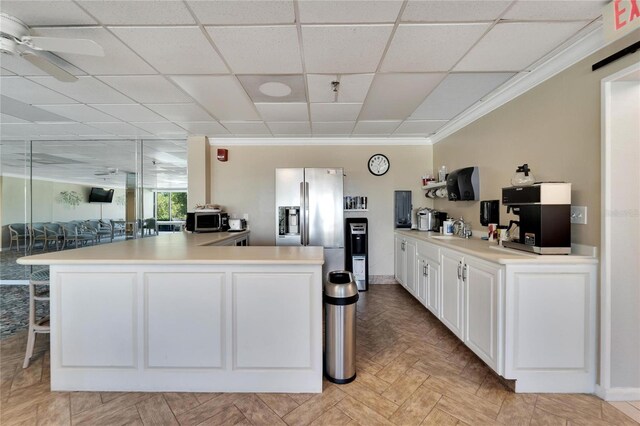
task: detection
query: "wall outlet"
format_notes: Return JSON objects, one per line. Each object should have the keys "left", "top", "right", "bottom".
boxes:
{"left": 570, "top": 206, "right": 587, "bottom": 224}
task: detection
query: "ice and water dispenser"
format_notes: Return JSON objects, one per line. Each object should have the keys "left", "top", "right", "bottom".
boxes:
{"left": 345, "top": 218, "right": 368, "bottom": 291}
{"left": 278, "top": 206, "right": 300, "bottom": 238}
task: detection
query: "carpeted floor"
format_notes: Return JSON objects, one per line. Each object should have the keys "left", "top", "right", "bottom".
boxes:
{"left": 0, "top": 234, "right": 135, "bottom": 339}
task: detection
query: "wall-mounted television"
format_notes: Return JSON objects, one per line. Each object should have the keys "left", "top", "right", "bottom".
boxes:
{"left": 89, "top": 187, "right": 114, "bottom": 203}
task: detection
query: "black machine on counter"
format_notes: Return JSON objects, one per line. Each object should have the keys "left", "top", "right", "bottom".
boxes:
{"left": 502, "top": 183, "right": 571, "bottom": 254}
{"left": 186, "top": 211, "right": 229, "bottom": 232}
{"left": 345, "top": 218, "right": 368, "bottom": 291}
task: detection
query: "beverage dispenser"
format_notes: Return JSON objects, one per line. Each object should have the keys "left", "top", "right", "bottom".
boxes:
{"left": 345, "top": 218, "right": 368, "bottom": 291}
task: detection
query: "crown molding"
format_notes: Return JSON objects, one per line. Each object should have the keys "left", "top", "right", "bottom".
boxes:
{"left": 428, "top": 21, "right": 609, "bottom": 145}
{"left": 207, "top": 137, "right": 430, "bottom": 146}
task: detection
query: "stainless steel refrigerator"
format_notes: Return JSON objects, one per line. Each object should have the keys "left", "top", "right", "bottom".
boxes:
{"left": 276, "top": 168, "right": 344, "bottom": 277}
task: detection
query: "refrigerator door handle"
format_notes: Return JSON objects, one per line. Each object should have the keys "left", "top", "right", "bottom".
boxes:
{"left": 300, "top": 182, "right": 306, "bottom": 245}
{"left": 304, "top": 181, "right": 310, "bottom": 246}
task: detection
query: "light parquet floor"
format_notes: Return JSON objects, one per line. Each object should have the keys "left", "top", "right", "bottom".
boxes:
{"left": 1, "top": 284, "right": 638, "bottom": 425}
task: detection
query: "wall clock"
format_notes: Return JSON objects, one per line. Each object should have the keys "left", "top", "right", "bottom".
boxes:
{"left": 368, "top": 154, "right": 390, "bottom": 176}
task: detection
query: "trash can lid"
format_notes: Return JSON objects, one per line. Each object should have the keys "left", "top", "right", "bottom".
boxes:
{"left": 325, "top": 270, "right": 358, "bottom": 299}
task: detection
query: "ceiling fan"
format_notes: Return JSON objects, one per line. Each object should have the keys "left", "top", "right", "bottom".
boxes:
{"left": 0, "top": 13, "right": 104, "bottom": 82}
{"left": 95, "top": 168, "right": 119, "bottom": 177}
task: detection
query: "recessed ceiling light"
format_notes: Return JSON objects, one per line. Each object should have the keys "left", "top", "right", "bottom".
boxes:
{"left": 258, "top": 82, "right": 292, "bottom": 97}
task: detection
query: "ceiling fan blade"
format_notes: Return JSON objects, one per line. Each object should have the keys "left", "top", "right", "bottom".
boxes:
{"left": 25, "top": 36, "right": 104, "bottom": 57}
{"left": 22, "top": 53, "right": 78, "bottom": 82}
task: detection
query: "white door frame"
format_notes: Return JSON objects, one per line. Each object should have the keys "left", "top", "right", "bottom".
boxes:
{"left": 598, "top": 61, "right": 640, "bottom": 401}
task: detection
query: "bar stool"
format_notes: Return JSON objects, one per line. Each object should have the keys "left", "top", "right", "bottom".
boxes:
{"left": 23, "top": 269, "right": 50, "bottom": 368}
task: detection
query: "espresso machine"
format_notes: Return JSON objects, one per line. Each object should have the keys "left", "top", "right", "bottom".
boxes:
{"left": 501, "top": 183, "right": 572, "bottom": 254}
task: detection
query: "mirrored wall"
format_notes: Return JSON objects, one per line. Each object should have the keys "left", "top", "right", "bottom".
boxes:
{"left": 0, "top": 138, "right": 187, "bottom": 283}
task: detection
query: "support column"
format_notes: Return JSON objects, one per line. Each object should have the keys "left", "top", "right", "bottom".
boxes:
{"left": 187, "top": 136, "right": 211, "bottom": 210}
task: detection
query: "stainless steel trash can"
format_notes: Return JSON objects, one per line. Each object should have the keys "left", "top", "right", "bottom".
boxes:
{"left": 324, "top": 270, "right": 359, "bottom": 384}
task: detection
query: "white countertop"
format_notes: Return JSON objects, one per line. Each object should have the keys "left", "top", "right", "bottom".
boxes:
{"left": 396, "top": 229, "right": 598, "bottom": 265}
{"left": 17, "top": 231, "right": 325, "bottom": 265}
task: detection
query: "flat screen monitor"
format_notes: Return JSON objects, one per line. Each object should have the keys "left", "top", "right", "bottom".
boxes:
{"left": 89, "top": 187, "right": 114, "bottom": 203}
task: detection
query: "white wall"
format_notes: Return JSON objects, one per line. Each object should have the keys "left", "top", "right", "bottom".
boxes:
{"left": 209, "top": 143, "right": 433, "bottom": 276}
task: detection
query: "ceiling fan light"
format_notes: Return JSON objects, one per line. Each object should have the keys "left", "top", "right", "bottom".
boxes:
{"left": 258, "top": 81, "right": 292, "bottom": 97}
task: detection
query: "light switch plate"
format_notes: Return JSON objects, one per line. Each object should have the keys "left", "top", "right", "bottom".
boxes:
{"left": 570, "top": 206, "right": 587, "bottom": 224}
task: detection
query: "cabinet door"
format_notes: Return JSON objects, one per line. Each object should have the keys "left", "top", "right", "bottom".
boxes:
{"left": 464, "top": 256, "right": 502, "bottom": 372}
{"left": 426, "top": 260, "right": 440, "bottom": 317}
{"left": 416, "top": 256, "right": 428, "bottom": 306}
{"left": 440, "top": 249, "right": 464, "bottom": 339}
{"left": 394, "top": 235, "right": 406, "bottom": 286}
{"left": 405, "top": 239, "right": 417, "bottom": 295}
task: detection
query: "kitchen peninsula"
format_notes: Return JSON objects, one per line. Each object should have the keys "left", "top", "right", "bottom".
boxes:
{"left": 18, "top": 231, "right": 324, "bottom": 393}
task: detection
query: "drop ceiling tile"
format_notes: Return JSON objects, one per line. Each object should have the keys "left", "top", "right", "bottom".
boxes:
{"left": 381, "top": 24, "right": 490, "bottom": 72}
{"left": 298, "top": 1, "right": 403, "bottom": 23}
{"left": 176, "top": 121, "right": 230, "bottom": 135}
{"left": 77, "top": 1, "right": 195, "bottom": 24}
{"left": 131, "top": 122, "right": 188, "bottom": 136}
{"left": 219, "top": 121, "right": 271, "bottom": 135}
{"left": 310, "top": 103, "right": 363, "bottom": 122}
{"left": 394, "top": 120, "right": 447, "bottom": 135}
{"left": 1, "top": 68, "right": 15, "bottom": 75}
{"left": 27, "top": 76, "right": 134, "bottom": 104}
{"left": 97, "top": 76, "right": 191, "bottom": 103}
{"left": 411, "top": 72, "right": 515, "bottom": 120}
{"left": 32, "top": 27, "right": 155, "bottom": 75}
{"left": 1, "top": 113, "right": 29, "bottom": 123}
{"left": 256, "top": 103, "right": 309, "bottom": 121}
{"left": 266, "top": 122, "right": 311, "bottom": 135}
{"left": 144, "top": 104, "right": 213, "bottom": 122}
{"left": 187, "top": 1, "right": 295, "bottom": 24}
{"left": 359, "top": 73, "right": 445, "bottom": 120}
{"left": 110, "top": 27, "right": 227, "bottom": 74}
{"left": 47, "top": 123, "right": 114, "bottom": 136}
{"left": 237, "top": 75, "right": 307, "bottom": 103}
{"left": 454, "top": 21, "right": 589, "bottom": 71}
{"left": 402, "top": 0, "right": 512, "bottom": 22}
{"left": 0, "top": 53, "right": 84, "bottom": 77}
{"left": 312, "top": 122, "right": 355, "bottom": 135}
{"left": 2, "top": 96, "right": 72, "bottom": 122}
{"left": 307, "top": 74, "right": 374, "bottom": 103}
{"left": 0, "top": 77, "right": 76, "bottom": 104}
{"left": 35, "top": 104, "right": 121, "bottom": 122}
{"left": 1, "top": 123, "right": 40, "bottom": 137}
{"left": 503, "top": 1, "right": 606, "bottom": 21}
{"left": 69, "top": 124, "right": 116, "bottom": 136}
{"left": 206, "top": 26, "right": 302, "bottom": 74}
{"left": 170, "top": 76, "right": 260, "bottom": 121}
{"left": 302, "top": 25, "right": 394, "bottom": 73}
{"left": 85, "top": 122, "right": 152, "bottom": 137}
{"left": 352, "top": 121, "right": 401, "bottom": 134}
{"left": 0, "top": 1, "right": 97, "bottom": 25}
{"left": 90, "top": 104, "right": 166, "bottom": 122}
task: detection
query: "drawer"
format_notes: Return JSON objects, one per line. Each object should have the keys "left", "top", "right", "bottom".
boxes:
{"left": 417, "top": 240, "right": 440, "bottom": 263}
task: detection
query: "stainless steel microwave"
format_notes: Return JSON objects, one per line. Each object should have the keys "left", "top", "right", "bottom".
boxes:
{"left": 186, "top": 212, "right": 229, "bottom": 232}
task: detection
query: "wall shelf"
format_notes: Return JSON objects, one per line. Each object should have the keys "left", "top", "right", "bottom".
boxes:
{"left": 422, "top": 181, "right": 446, "bottom": 190}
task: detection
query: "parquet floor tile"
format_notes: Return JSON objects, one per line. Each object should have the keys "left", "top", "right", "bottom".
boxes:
{"left": 0, "top": 284, "right": 637, "bottom": 425}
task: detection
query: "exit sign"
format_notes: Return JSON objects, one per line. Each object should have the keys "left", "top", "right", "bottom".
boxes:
{"left": 603, "top": 0, "right": 640, "bottom": 41}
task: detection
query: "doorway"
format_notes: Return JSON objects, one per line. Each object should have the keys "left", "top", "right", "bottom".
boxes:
{"left": 600, "top": 62, "right": 640, "bottom": 403}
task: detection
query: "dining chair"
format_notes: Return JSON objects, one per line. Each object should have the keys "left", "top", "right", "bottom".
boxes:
{"left": 43, "top": 223, "right": 64, "bottom": 251}
{"left": 23, "top": 268, "right": 50, "bottom": 368}
{"left": 8, "top": 223, "right": 29, "bottom": 251}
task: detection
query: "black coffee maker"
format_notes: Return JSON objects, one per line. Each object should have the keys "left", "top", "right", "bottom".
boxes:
{"left": 501, "top": 183, "right": 572, "bottom": 254}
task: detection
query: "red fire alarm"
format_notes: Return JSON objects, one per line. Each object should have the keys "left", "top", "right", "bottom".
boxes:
{"left": 217, "top": 148, "right": 228, "bottom": 162}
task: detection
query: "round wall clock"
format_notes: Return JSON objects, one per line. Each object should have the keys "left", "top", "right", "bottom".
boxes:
{"left": 368, "top": 154, "right": 390, "bottom": 176}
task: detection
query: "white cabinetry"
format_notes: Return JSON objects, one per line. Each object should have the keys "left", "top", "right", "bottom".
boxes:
{"left": 395, "top": 235, "right": 416, "bottom": 295}
{"left": 416, "top": 241, "right": 440, "bottom": 316}
{"left": 393, "top": 231, "right": 597, "bottom": 393}
{"left": 464, "top": 256, "right": 502, "bottom": 372}
{"left": 440, "top": 249, "right": 465, "bottom": 339}
{"left": 394, "top": 235, "right": 406, "bottom": 286}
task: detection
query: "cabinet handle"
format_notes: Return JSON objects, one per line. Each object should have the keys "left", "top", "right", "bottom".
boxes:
{"left": 401, "top": 241, "right": 405, "bottom": 251}
{"left": 463, "top": 264, "right": 468, "bottom": 282}
{"left": 423, "top": 264, "right": 427, "bottom": 276}
{"left": 457, "top": 262, "right": 462, "bottom": 279}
